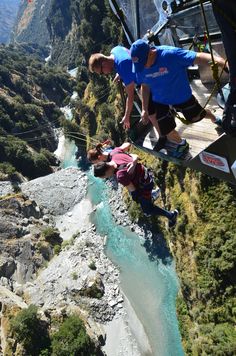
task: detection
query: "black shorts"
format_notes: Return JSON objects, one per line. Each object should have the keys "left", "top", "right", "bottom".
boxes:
{"left": 148, "top": 95, "right": 206, "bottom": 136}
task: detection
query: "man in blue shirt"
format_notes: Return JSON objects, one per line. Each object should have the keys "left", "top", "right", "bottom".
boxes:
{"left": 88, "top": 47, "right": 188, "bottom": 157}
{"left": 130, "top": 39, "right": 226, "bottom": 138}
{"left": 88, "top": 47, "right": 138, "bottom": 129}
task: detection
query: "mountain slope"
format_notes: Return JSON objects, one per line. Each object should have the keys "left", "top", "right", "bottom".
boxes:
{"left": 0, "top": 45, "right": 74, "bottom": 179}
{"left": 12, "top": 0, "right": 52, "bottom": 47}
{"left": 0, "top": 0, "right": 20, "bottom": 44}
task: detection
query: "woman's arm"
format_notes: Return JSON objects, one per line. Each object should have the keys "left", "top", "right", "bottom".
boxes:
{"left": 126, "top": 153, "right": 139, "bottom": 175}
{"left": 126, "top": 182, "right": 137, "bottom": 192}
{"left": 119, "top": 142, "right": 131, "bottom": 151}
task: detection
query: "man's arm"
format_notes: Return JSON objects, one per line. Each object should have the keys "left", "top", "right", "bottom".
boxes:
{"left": 194, "top": 52, "right": 227, "bottom": 69}
{"left": 140, "top": 84, "right": 150, "bottom": 123}
{"left": 120, "top": 81, "right": 135, "bottom": 129}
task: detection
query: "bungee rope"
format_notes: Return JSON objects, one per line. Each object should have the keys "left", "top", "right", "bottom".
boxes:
{"left": 199, "top": 0, "right": 222, "bottom": 93}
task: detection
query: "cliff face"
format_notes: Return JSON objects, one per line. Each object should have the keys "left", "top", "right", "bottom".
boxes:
{"left": 12, "top": 0, "right": 52, "bottom": 47}
{"left": 164, "top": 167, "right": 236, "bottom": 355}
{"left": 46, "top": 0, "right": 80, "bottom": 68}
{"left": 0, "top": 0, "right": 20, "bottom": 44}
{"left": 11, "top": 0, "right": 80, "bottom": 67}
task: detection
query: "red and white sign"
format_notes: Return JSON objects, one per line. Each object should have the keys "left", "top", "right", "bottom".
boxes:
{"left": 199, "top": 151, "right": 230, "bottom": 173}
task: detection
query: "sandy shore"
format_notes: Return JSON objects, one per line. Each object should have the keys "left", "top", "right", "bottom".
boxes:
{"left": 55, "top": 197, "right": 93, "bottom": 240}
{"left": 102, "top": 295, "right": 152, "bottom": 356}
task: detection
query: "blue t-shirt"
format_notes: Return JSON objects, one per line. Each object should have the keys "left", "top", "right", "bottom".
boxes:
{"left": 111, "top": 46, "right": 136, "bottom": 86}
{"left": 135, "top": 46, "right": 197, "bottom": 105}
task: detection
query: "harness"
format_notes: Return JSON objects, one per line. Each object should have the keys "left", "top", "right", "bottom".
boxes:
{"left": 111, "top": 151, "right": 154, "bottom": 191}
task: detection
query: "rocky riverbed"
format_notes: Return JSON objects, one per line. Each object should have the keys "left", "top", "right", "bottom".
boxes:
{"left": 0, "top": 167, "right": 152, "bottom": 355}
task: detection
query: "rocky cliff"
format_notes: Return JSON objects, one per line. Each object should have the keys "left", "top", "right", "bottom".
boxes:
{"left": 12, "top": 0, "right": 52, "bottom": 47}
{"left": 0, "top": 0, "right": 20, "bottom": 44}
{"left": 0, "top": 168, "right": 131, "bottom": 354}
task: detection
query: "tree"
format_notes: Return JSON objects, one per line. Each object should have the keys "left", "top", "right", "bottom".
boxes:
{"left": 10, "top": 305, "right": 50, "bottom": 355}
{"left": 51, "top": 315, "right": 98, "bottom": 356}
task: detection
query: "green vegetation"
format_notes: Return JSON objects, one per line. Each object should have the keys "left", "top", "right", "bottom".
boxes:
{"left": 10, "top": 305, "right": 50, "bottom": 356}
{"left": 0, "top": 45, "right": 73, "bottom": 179}
{"left": 2, "top": 0, "right": 235, "bottom": 353}
{"left": 61, "top": 235, "right": 76, "bottom": 249}
{"left": 88, "top": 261, "right": 96, "bottom": 270}
{"left": 71, "top": 271, "right": 78, "bottom": 280}
{"left": 166, "top": 169, "right": 236, "bottom": 354}
{"left": 51, "top": 315, "right": 98, "bottom": 355}
{"left": 53, "top": 244, "right": 61, "bottom": 255}
{"left": 10, "top": 307, "right": 102, "bottom": 355}
{"left": 80, "top": 283, "right": 104, "bottom": 299}
{"left": 0, "top": 162, "right": 16, "bottom": 179}
{"left": 42, "top": 227, "right": 62, "bottom": 245}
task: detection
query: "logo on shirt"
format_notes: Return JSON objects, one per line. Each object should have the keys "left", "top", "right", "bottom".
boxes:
{"left": 146, "top": 67, "right": 168, "bottom": 78}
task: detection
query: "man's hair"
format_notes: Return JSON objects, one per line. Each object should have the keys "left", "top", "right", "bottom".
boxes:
{"left": 88, "top": 53, "right": 105, "bottom": 72}
{"left": 93, "top": 162, "right": 109, "bottom": 177}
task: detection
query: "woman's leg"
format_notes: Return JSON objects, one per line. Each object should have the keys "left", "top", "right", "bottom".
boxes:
{"left": 139, "top": 197, "right": 173, "bottom": 219}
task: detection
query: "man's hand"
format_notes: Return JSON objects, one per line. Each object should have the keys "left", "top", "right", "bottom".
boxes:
{"left": 141, "top": 110, "right": 149, "bottom": 125}
{"left": 120, "top": 115, "right": 130, "bottom": 129}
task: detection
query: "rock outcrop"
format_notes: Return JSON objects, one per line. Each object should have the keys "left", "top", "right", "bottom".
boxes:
{"left": 0, "top": 167, "right": 124, "bottom": 353}
{"left": 21, "top": 167, "right": 87, "bottom": 215}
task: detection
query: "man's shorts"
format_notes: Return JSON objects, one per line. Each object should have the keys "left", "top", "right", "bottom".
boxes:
{"left": 148, "top": 95, "right": 207, "bottom": 136}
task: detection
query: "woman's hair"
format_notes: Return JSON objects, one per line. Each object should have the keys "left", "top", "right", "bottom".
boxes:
{"left": 87, "top": 143, "right": 103, "bottom": 162}
{"left": 93, "top": 162, "right": 109, "bottom": 177}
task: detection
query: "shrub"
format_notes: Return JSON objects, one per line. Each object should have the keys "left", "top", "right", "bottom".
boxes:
{"left": 51, "top": 315, "right": 97, "bottom": 356}
{"left": 62, "top": 234, "right": 77, "bottom": 249}
{"left": 0, "top": 162, "right": 16, "bottom": 179}
{"left": 71, "top": 272, "right": 78, "bottom": 280}
{"left": 33, "top": 153, "right": 52, "bottom": 176}
{"left": 40, "top": 148, "right": 58, "bottom": 166}
{"left": 53, "top": 244, "right": 61, "bottom": 255}
{"left": 88, "top": 261, "right": 96, "bottom": 270}
{"left": 37, "top": 242, "right": 52, "bottom": 261}
{"left": 42, "top": 227, "right": 62, "bottom": 245}
{"left": 10, "top": 305, "right": 50, "bottom": 355}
